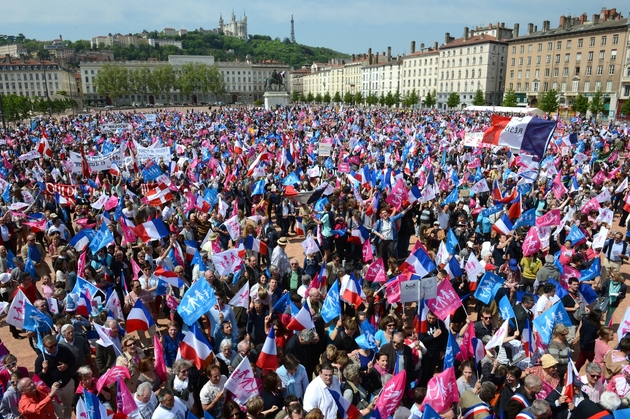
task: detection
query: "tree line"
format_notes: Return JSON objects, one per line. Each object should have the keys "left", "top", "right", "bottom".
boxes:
{"left": 93, "top": 62, "right": 226, "bottom": 104}
{"left": 291, "top": 89, "right": 439, "bottom": 108}
{"left": 1, "top": 94, "right": 77, "bottom": 122}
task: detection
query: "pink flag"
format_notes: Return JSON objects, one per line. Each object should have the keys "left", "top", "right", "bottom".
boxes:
{"left": 536, "top": 209, "right": 561, "bottom": 227}
{"left": 104, "top": 196, "right": 119, "bottom": 211}
{"left": 385, "top": 276, "right": 401, "bottom": 304}
{"left": 421, "top": 367, "right": 459, "bottom": 413}
{"left": 131, "top": 257, "right": 142, "bottom": 280}
{"left": 581, "top": 197, "right": 601, "bottom": 214}
{"left": 154, "top": 334, "right": 168, "bottom": 382}
{"left": 439, "top": 178, "right": 450, "bottom": 192}
{"left": 362, "top": 240, "right": 373, "bottom": 263}
{"left": 76, "top": 218, "right": 97, "bottom": 229}
{"left": 375, "top": 370, "right": 406, "bottom": 418}
{"left": 551, "top": 173, "right": 567, "bottom": 200}
{"left": 457, "top": 324, "right": 475, "bottom": 361}
{"left": 426, "top": 279, "right": 462, "bottom": 321}
{"left": 120, "top": 219, "right": 137, "bottom": 245}
{"left": 96, "top": 366, "right": 130, "bottom": 392}
{"left": 24, "top": 219, "right": 47, "bottom": 233}
{"left": 77, "top": 252, "right": 87, "bottom": 280}
{"left": 365, "top": 258, "right": 387, "bottom": 283}
{"left": 116, "top": 376, "right": 138, "bottom": 415}
{"left": 33, "top": 374, "right": 61, "bottom": 403}
{"left": 593, "top": 171, "right": 607, "bottom": 185}
{"left": 385, "top": 178, "right": 409, "bottom": 209}
{"left": 522, "top": 228, "right": 541, "bottom": 257}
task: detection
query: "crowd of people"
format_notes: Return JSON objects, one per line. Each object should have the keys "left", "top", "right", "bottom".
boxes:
{"left": 0, "top": 104, "right": 629, "bottom": 419}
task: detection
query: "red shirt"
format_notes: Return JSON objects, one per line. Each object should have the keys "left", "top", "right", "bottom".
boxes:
{"left": 18, "top": 386, "right": 56, "bottom": 419}
{"left": 14, "top": 284, "right": 37, "bottom": 303}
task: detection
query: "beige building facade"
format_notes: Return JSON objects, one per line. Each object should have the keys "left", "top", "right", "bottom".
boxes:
{"left": 401, "top": 42, "right": 440, "bottom": 105}
{"left": 505, "top": 8, "right": 628, "bottom": 119}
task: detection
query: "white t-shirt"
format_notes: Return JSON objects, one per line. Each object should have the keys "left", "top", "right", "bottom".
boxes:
{"left": 129, "top": 393, "right": 158, "bottom": 419}
{"left": 303, "top": 376, "right": 342, "bottom": 419}
{"left": 151, "top": 397, "right": 186, "bottom": 419}
{"left": 199, "top": 376, "right": 227, "bottom": 416}
{"left": 534, "top": 294, "right": 560, "bottom": 318}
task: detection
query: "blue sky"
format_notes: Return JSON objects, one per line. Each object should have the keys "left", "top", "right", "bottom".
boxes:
{"left": 3, "top": 1, "right": 627, "bottom": 56}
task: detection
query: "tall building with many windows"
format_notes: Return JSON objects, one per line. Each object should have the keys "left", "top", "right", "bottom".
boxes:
{"left": 437, "top": 27, "right": 509, "bottom": 109}
{"left": 400, "top": 41, "right": 439, "bottom": 105}
{"left": 505, "top": 8, "right": 628, "bottom": 118}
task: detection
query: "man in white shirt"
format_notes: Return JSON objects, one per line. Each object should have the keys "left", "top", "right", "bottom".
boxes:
{"left": 151, "top": 388, "right": 186, "bottom": 419}
{"left": 130, "top": 382, "right": 158, "bottom": 419}
{"left": 303, "top": 363, "right": 341, "bottom": 418}
{"left": 200, "top": 364, "right": 227, "bottom": 418}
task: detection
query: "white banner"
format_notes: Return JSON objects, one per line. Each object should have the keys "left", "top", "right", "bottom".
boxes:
{"left": 135, "top": 145, "right": 172, "bottom": 163}
{"left": 69, "top": 149, "right": 124, "bottom": 173}
{"left": 145, "top": 114, "right": 157, "bottom": 122}
{"left": 18, "top": 151, "right": 41, "bottom": 161}
{"left": 400, "top": 280, "right": 420, "bottom": 303}
{"left": 318, "top": 143, "right": 332, "bottom": 156}
{"left": 100, "top": 123, "right": 132, "bottom": 132}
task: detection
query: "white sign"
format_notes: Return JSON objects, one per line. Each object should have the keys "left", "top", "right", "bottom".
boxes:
{"left": 69, "top": 149, "right": 125, "bottom": 173}
{"left": 463, "top": 132, "right": 484, "bottom": 147}
{"left": 100, "top": 123, "right": 132, "bottom": 132}
{"left": 420, "top": 276, "right": 438, "bottom": 300}
{"left": 400, "top": 280, "right": 420, "bottom": 303}
{"left": 145, "top": 114, "right": 157, "bottom": 122}
{"left": 135, "top": 145, "right": 172, "bottom": 163}
{"left": 18, "top": 151, "right": 41, "bottom": 161}
{"left": 318, "top": 143, "right": 332, "bottom": 156}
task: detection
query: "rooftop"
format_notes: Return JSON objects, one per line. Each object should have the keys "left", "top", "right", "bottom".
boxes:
{"left": 440, "top": 34, "right": 505, "bottom": 49}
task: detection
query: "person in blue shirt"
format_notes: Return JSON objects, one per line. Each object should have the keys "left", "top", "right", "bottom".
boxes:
{"left": 205, "top": 290, "right": 238, "bottom": 344}
{"left": 372, "top": 207, "right": 407, "bottom": 263}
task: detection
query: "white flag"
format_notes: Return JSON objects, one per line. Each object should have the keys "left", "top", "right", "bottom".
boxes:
{"left": 301, "top": 235, "right": 320, "bottom": 255}
{"left": 223, "top": 215, "right": 241, "bottom": 241}
{"left": 6, "top": 289, "right": 28, "bottom": 329}
{"left": 616, "top": 178, "right": 628, "bottom": 195}
{"left": 470, "top": 179, "right": 489, "bottom": 194}
{"left": 435, "top": 241, "right": 450, "bottom": 264}
{"left": 617, "top": 307, "right": 630, "bottom": 342}
{"left": 229, "top": 282, "right": 250, "bottom": 309}
{"left": 592, "top": 227, "right": 609, "bottom": 250}
{"left": 211, "top": 249, "right": 243, "bottom": 276}
{"left": 90, "top": 194, "right": 110, "bottom": 210}
{"left": 217, "top": 197, "right": 229, "bottom": 218}
{"left": 47, "top": 298, "right": 59, "bottom": 315}
{"left": 485, "top": 318, "right": 510, "bottom": 350}
{"left": 93, "top": 322, "right": 115, "bottom": 348}
{"left": 224, "top": 356, "right": 260, "bottom": 405}
{"left": 420, "top": 184, "right": 436, "bottom": 203}
{"left": 105, "top": 290, "right": 124, "bottom": 321}
{"left": 595, "top": 188, "right": 611, "bottom": 203}
{"left": 596, "top": 208, "right": 614, "bottom": 225}
{"left": 464, "top": 253, "right": 484, "bottom": 283}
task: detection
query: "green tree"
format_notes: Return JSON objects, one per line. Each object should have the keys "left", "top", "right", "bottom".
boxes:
{"left": 177, "top": 63, "right": 225, "bottom": 100}
{"left": 323, "top": 92, "right": 331, "bottom": 104}
{"left": 384, "top": 91, "right": 395, "bottom": 107}
{"left": 621, "top": 100, "right": 630, "bottom": 117}
{"left": 393, "top": 90, "right": 401, "bottom": 107}
{"left": 343, "top": 91, "right": 354, "bottom": 105}
{"left": 538, "top": 89, "right": 559, "bottom": 113}
{"left": 472, "top": 89, "right": 486, "bottom": 106}
{"left": 151, "top": 64, "right": 177, "bottom": 102}
{"left": 333, "top": 92, "right": 342, "bottom": 103}
{"left": 502, "top": 88, "right": 518, "bottom": 107}
{"left": 447, "top": 92, "right": 461, "bottom": 109}
{"left": 128, "top": 67, "right": 152, "bottom": 97}
{"left": 2, "top": 94, "right": 31, "bottom": 121}
{"left": 291, "top": 91, "right": 300, "bottom": 102}
{"left": 354, "top": 91, "right": 363, "bottom": 105}
{"left": 424, "top": 90, "right": 437, "bottom": 108}
{"left": 404, "top": 89, "right": 419, "bottom": 107}
{"left": 589, "top": 89, "right": 606, "bottom": 119}
{"left": 94, "top": 63, "right": 129, "bottom": 105}
{"left": 298, "top": 92, "right": 306, "bottom": 102}
{"left": 306, "top": 92, "right": 314, "bottom": 103}
{"left": 572, "top": 93, "right": 589, "bottom": 115}
{"left": 366, "top": 92, "right": 378, "bottom": 106}
{"left": 378, "top": 92, "right": 386, "bottom": 106}
{"left": 315, "top": 93, "right": 323, "bottom": 103}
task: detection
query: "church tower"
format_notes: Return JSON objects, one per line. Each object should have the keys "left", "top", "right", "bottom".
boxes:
{"left": 218, "top": 13, "right": 224, "bottom": 30}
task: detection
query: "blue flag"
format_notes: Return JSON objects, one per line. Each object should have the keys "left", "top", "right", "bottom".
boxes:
{"left": 481, "top": 204, "right": 504, "bottom": 218}
{"left": 23, "top": 300, "right": 54, "bottom": 333}
{"left": 421, "top": 404, "right": 442, "bottom": 419}
{"left": 89, "top": 223, "right": 115, "bottom": 253}
{"left": 499, "top": 295, "right": 516, "bottom": 321}
{"left": 566, "top": 224, "right": 586, "bottom": 245}
{"left": 177, "top": 275, "right": 217, "bottom": 326}
{"left": 190, "top": 250, "right": 207, "bottom": 271}
{"left": 532, "top": 302, "right": 572, "bottom": 343}
{"left": 142, "top": 164, "right": 162, "bottom": 182}
{"left": 273, "top": 292, "right": 291, "bottom": 314}
{"left": 361, "top": 319, "right": 376, "bottom": 335}
{"left": 72, "top": 276, "right": 100, "bottom": 298}
{"left": 1, "top": 186, "right": 10, "bottom": 203}
{"left": 578, "top": 283, "right": 599, "bottom": 305}
{"left": 446, "top": 229, "right": 459, "bottom": 254}
{"left": 513, "top": 208, "right": 536, "bottom": 230}
{"left": 283, "top": 172, "right": 300, "bottom": 186}
{"left": 6, "top": 249, "right": 16, "bottom": 270}
{"left": 447, "top": 256, "right": 463, "bottom": 277}
{"left": 84, "top": 388, "right": 108, "bottom": 419}
{"left": 580, "top": 259, "right": 601, "bottom": 282}
{"left": 474, "top": 272, "right": 504, "bottom": 305}
{"left": 442, "top": 188, "right": 459, "bottom": 205}
{"left": 251, "top": 179, "right": 266, "bottom": 196}
{"left": 355, "top": 329, "right": 378, "bottom": 351}
{"left": 443, "top": 332, "right": 460, "bottom": 370}
{"left": 321, "top": 280, "right": 341, "bottom": 323}
{"left": 204, "top": 188, "right": 218, "bottom": 208}
{"left": 548, "top": 279, "right": 568, "bottom": 299}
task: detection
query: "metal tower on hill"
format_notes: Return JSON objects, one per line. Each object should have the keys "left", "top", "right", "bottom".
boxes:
{"left": 290, "top": 14, "right": 295, "bottom": 43}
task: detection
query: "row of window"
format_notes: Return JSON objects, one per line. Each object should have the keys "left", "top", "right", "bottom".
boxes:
{"left": 403, "top": 58, "right": 436, "bottom": 67}
{"left": 2, "top": 65, "right": 59, "bottom": 71}
{"left": 441, "top": 44, "right": 505, "bottom": 57}
{"left": 0, "top": 82, "right": 58, "bottom": 91}
{"left": 443, "top": 57, "right": 485, "bottom": 68}
{"left": 512, "top": 35, "right": 620, "bottom": 54}
{"left": 442, "top": 68, "right": 485, "bottom": 80}
{"left": 2, "top": 73, "right": 57, "bottom": 81}
{"left": 509, "top": 80, "right": 613, "bottom": 93}
{"left": 511, "top": 50, "right": 618, "bottom": 65}
{"left": 404, "top": 68, "right": 438, "bottom": 77}
{"left": 510, "top": 64, "right": 617, "bottom": 79}
{"left": 438, "top": 81, "right": 484, "bottom": 92}
{"left": 404, "top": 78, "right": 437, "bottom": 87}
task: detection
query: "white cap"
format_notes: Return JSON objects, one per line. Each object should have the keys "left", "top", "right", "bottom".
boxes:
{"left": 0, "top": 273, "right": 10, "bottom": 284}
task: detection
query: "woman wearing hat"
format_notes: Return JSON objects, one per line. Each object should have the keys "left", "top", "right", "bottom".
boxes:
{"left": 606, "top": 365, "right": 630, "bottom": 402}
{"left": 525, "top": 354, "right": 561, "bottom": 398}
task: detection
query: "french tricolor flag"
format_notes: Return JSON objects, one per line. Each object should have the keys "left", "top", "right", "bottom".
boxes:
{"left": 245, "top": 235, "right": 268, "bottom": 255}
{"left": 347, "top": 225, "right": 369, "bottom": 245}
{"left": 328, "top": 389, "right": 361, "bottom": 419}
{"left": 287, "top": 302, "right": 315, "bottom": 331}
{"left": 399, "top": 247, "right": 436, "bottom": 278}
{"left": 177, "top": 323, "right": 214, "bottom": 370}
{"left": 154, "top": 267, "right": 183, "bottom": 287}
{"left": 234, "top": 138, "right": 244, "bottom": 155}
{"left": 126, "top": 299, "right": 156, "bottom": 333}
{"left": 255, "top": 327, "right": 278, "bottom": 371}
{"left": 408, "top": 185, "right": 422, "bottom": 205}
{"left": 195, "top": 195, "right": 212, "bottom": 213}
{"left": 184, "top": 241, "right": 197, "bottom": 263}
{"left": 76, "top": 292, "right": 92, "bottom": 317}
{"left": 340, "top": 274, "right": 365, "bottom": 307}
{"left": 295, "top": 217, "right": 304, "bottom": 236}
{"left": 492, "top": 214, "right": 514, "bottom": 236}
{"left": 522, "top": 318, "right": 534, "bottom": 357}
{"left": 134, "top": 218, "right": 169, "bottom": 242}
{"left": 414, "top": 298, "right": 429, "bottom": 334}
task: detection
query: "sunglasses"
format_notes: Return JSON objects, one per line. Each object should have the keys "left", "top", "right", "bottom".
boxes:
{"left": 45, "top": 343, "right": 57, "bottom": 349}
{"left": 590, "top": 374, "right": 601, "bottom": 379}
{"left": 482, "top": 316, "right": 492, "bottom": 320}
{"left": 387, "top": 324, "right": 395, "bottom": 327}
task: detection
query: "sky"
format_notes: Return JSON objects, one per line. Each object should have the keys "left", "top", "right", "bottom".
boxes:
{"left": 3, "top": 0, "right": 628, "bottom": 56}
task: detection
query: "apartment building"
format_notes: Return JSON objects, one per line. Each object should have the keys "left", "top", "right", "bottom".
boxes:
{"left": 505, "top": 8, "right": 628, "bottom": 118}
{"left": 0, "top": 56, "right": 77, "bottom": 99}
{"left": 400, "top": 41, "right": 440, "bottom": 104}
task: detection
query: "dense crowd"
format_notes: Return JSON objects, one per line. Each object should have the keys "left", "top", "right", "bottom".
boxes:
{"left": 0, "top": 105, "right": 629, "bottom": 419}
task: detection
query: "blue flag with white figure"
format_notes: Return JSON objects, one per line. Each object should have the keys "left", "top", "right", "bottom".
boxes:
{"left": 446, "top": 229, "right": 459, "bottom": 254}
{"left": 566, "top": 224, "right": 586, "bottom": 245}
{"left": 355, "top": 329, "right": 378, "bottom": 351}
{"left": 474, "top": 271, "right": 504, "bottom": 305}
{"left": 580, "top": 259, "right": 601, "bottom": 283}
{"left": 321, "top": 280, "right": 341, "bottom": 323}
{"left": 499, "top": 295, "right": 516, "bottom": 321}
{"left": 177, "top": 276, "right": 217, "bottom": 326}
{"left": 513, "top": 209, "right": 536, "bottom": 230}
{"left": 532, "top": 302, "right": 572, "bottom": 343}
{"left": 443, "top": 332, "right": 460, "bottom": 370}
{"left": 442, "top": 188, "right": 459, "bottom": 205}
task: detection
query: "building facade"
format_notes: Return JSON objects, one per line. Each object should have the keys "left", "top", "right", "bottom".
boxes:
{"left": 0, "top": 56, "right": 77, "bottom": 100}
{"left": 505, "top": 8, "right": 628, "bottom": 119}
{"left": 90, "top": 34, "right": 145, "bottom": 49}
{"left": 0, "top": 44, "right": 28, "bottom": 58}
{"left": 148, "top": 39, "right": 183, "bottom": 49}
{"left": 400, "top": 42, "right": 440, "bottom": 105}
{"left": 437, "top": 28, "right": 508, "bottom": 109}
{"left": 361, "top": 60, "right": 402, "bottom": 99}
{"left": 218, "top": 12, "right": 248, "bottom": 41}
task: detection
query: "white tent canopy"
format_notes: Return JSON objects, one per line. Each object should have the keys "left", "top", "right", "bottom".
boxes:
{"left": 464, "top": 105, "right": 545, "bottom": 117}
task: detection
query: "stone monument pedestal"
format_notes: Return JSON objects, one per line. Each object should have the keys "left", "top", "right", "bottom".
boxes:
{"left": 264, "top": 91, "right": 290, "bottom": 110}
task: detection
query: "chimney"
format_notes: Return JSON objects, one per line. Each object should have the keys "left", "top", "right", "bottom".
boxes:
{"left": 534, "top": 25, "right": 538, "bottom": 32}
{"left": 481, "top": 33, "right": 485, "bottom": 39}
{"left": 559, "top": 15, "right": 565, "bottom": 27}
{"left": 410, "top": 41, "right": 416, "bottom": 54}
{"left": 434, "top": 41, "right": 439, "bottom": 50}
{"left": 592, "top": 14, "right": 599, "bottom": 25}
{"left": 464, "top": 27, "right": 469, "bottom": 41}
{"left": 352, "top": 54, "right": 355, "bottom": 61}
{"left": 420, "top": 43, "right": 425, "bottom": 49}
{"left": 501, "top": 22, "right": 505, "bottom": 28}
{"left": 368, "top": 48, "right": 372, "bottom": 65}
{"left": 489, "top": 23, "right": 493, "bottom": 28}
{"left": 580, "top": 13, "right": 587, "bottom": 25}
{"left": 445, "top": 32, "right": 451, "bottom": 44}
{"left": 387, "top": 46, "right": 391, "bottom": 61}
{"left": 528, "top": 23, "right": 534, "bottom": 34}
{"left": 514, "top": 23, "right": 519, "bottom": 37}
{"left": 543, "top": 20, "right": 550, "bottom": 31}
